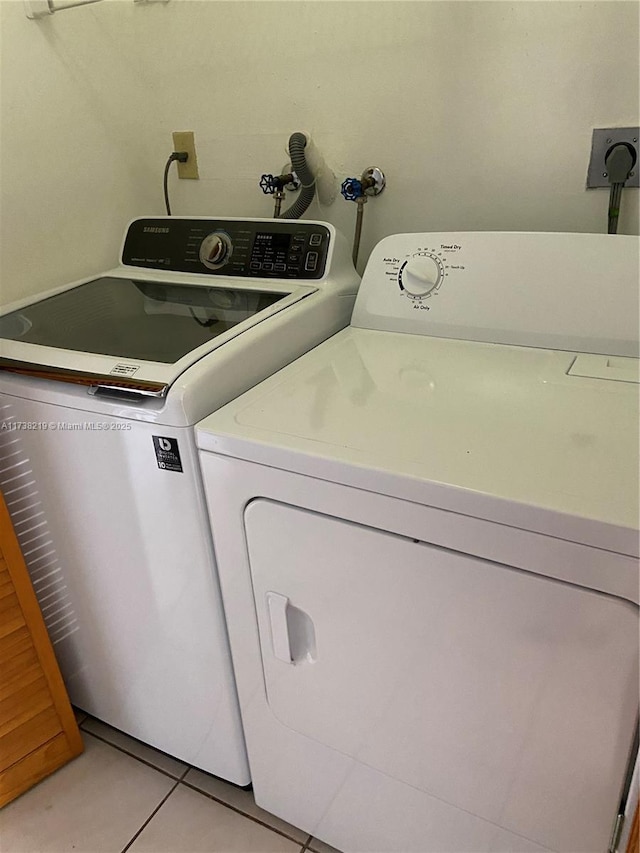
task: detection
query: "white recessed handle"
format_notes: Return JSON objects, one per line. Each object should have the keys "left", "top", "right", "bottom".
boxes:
{"left": 266, "top": 592, "right": 292, "bottom": 664}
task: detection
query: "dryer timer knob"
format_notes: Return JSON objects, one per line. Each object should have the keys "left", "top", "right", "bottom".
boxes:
{"left": 401, "top": 255, "right": 441, "bottom": 297}
{"left": 200, "top": 232, "right": 232, "bottom": 270}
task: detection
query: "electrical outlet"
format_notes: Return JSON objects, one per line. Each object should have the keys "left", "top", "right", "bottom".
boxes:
{"left": 172, "top": 131, "right": 199, "bottom": 180}
{"left": 587, "top": 127, "right": 639, "bottom": 188}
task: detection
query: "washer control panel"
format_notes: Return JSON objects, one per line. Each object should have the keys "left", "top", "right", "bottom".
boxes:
{"left": 122, "top": 218, "right": 331, "bottom": 280}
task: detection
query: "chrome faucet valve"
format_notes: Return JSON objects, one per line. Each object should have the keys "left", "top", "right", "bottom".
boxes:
{"left": 260, "top": 172, "right": 301, "bottom": 194}
{"left": 260, "top": 171, "right": 302, "bottom": 217}
{"left": 341, "top": 168, "right": 386, "bottom": 202}
{"left": 260, "top": 174, "right": 279, "bottom": 195}
{"left": 341, "top": 167, "right": 386, "bottom": 268}
{"left": 341, "top": 177, "right": 364, "bottom": 201}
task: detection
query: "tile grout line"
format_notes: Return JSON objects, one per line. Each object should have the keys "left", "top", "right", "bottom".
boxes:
{"left": 178, "top": 778, "right": 308, "bottom": 846}
{"left": 80, "top": 729, "right": 187, "bottom": 781}
{"left": 79, "top": 724, "right": 319, "bottom": 850}
{"left": 118, "top": 778, "right": 181, "bottom": 853}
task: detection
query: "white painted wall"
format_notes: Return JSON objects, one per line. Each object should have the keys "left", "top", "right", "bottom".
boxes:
{"left": 1, "top": 0, "right": 638, "bottom": 305}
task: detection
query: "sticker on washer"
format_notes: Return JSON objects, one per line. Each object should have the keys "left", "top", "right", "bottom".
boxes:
{"left": 152, "top": 436, "right": 183, "bottom": 473}
{"left": 110, "top": 363, "right": 139, "bottom": 377}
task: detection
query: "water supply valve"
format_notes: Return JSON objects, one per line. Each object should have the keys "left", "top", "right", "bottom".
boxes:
{"left": 260, "top": 172, "right": 301, "bottom": 194}
{"left": 260, "top": 171, "right": 302, "bottom": 217}
{"left": 260, "top": 174, "right": 279, "bottom": 195}
{"left": 341, "top": 178, "right": 364, "bottom": 201}
{"left": 340, "top": 166, "right": 386, "bottom": 269}
{"left": 341, "top": 167, "right": 386, "bottom": 202}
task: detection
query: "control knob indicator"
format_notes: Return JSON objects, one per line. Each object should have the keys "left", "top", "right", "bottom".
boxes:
{"left": 200, "top": 232, "right": 233, "bottom": 270}
{"left": 399, "top": 252, "right": 444, "bottom": 298}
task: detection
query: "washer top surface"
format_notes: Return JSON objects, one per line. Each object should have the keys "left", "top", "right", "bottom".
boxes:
{"left": 0, "top": 217, "right": 351, "bottom": 397}
{"left": 197, "top": 231, "right": 640, "bottom": 556}
{"left": 0, "top": 217, "right": 358, "bottom": 424}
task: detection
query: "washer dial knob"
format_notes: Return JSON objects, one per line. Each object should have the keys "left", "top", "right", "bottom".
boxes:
{"left": 400, "top": 254, "right": 443, "bottom": 297}
{"left": 200, "top": 232, "right": 232, "bottom": 270}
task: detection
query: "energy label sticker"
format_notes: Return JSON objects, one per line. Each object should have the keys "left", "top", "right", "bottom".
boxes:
{"left": 110, "top": 363, "right": 139, "bottom": 377}
{"left": 152, "top": 436, "right": 183, "bottom": 473}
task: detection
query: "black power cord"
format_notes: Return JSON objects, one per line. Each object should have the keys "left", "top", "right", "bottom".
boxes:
{"left": 163, "top": 151, "right": 188, "bottom": 216}
{"left": 604, "top": 143, "right": 636, "bottom": 234}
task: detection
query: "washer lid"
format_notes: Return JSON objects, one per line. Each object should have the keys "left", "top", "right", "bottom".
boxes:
{"left": 196, "top": 327, "right": 639, "bottom": 556}
{"left": 0, "top": 275, "right": 315, "bottom": 396}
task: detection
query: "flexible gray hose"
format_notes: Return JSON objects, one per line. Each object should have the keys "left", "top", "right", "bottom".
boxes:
{"left": 608, "top": 183, "right": 623, "bottom": 234}
{"left": 278, "top": 132, "right": 316, "bottom": 219}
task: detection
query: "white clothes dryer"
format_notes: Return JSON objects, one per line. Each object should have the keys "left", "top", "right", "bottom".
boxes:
{"left": 196, "top": 232, "right": 639, "bottom": 849}
{"left": 0, "top": 216, "right": 358, "bottom": 784}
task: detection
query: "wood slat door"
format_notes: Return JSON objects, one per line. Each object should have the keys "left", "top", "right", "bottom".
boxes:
{"left": 627, "top": 802, "right": 639, "bottom": 853}
{"left": 0, "top": 490, "right": 83, "bottom": 806}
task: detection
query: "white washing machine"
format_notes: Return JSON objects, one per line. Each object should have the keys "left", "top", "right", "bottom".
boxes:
{"left": 196, "top": 231, "right": 639, "bottom": 850}
{"left": 0, "top": 216, "right": 358, "bottom": 784}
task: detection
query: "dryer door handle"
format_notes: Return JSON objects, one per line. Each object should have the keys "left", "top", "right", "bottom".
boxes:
{"left": 266, "top": 592, "right": 293, "bottom": 663}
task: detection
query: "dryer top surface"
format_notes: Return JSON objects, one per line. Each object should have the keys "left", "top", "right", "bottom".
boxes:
{"left": 197, "top": 327, "right": 639, "bottom": 555}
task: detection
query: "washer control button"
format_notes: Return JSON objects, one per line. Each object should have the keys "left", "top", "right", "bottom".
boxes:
{"left": 304, "top": 252, "right": 318, "bottom": 271}
{"left": 309, "top": 233, "right": 322, "bottom": 246}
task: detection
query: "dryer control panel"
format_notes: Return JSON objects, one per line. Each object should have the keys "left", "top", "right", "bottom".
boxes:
{"left": 352, "top": 231, "right": 639, "bottom": 358}
{"left": 122, "top": 218, "right": 331, "bottom": 280}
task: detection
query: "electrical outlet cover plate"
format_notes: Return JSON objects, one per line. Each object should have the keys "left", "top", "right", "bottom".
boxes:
{"left": 171, "top": 131, "right": 199, "bottom": 180}
{"left": 587, "top": 127, "right": 639, "bottom": 189}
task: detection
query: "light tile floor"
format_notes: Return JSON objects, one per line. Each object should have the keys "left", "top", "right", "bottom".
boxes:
{"left": 0, "top": 710, "right": 340, "bottom": 853}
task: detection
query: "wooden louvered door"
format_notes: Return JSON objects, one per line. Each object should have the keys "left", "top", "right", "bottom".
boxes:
{"left": 0, "top": 490, "right": 82, "bottom": 806}
{"left": 628, "top": 802, "right": 639, "bottom": 853}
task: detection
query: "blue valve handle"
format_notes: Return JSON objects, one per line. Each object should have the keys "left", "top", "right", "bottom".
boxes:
{"left": 341, "top": 177, "right": 364, "bottom": 202}
{"left": 259, "top": 174, "right": 279, "bottom": 195}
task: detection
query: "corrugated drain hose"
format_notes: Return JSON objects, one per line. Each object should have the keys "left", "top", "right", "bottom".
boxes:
{"left": 278, "top": 133, "right": 316, "bottom": 219}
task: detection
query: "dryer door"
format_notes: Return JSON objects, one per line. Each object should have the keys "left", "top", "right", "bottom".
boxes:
{"left": 244, "top": 498, "right": 639, "bottom": 853}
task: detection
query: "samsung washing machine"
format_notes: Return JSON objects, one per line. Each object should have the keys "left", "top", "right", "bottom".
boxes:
{"left": 0, "top": 216, "right": 359, "bottom": 784}
{"left": 196, "top": 231, "right": 639, "bottom": 849}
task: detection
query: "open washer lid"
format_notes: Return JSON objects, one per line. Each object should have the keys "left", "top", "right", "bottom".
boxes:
{"left": 0, "top": 273, "right": 313, "bottom": 397}
{"left": 0, "top": 216, "right": 350, "bottom": 397}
